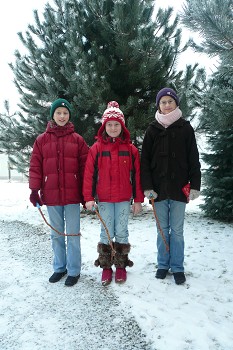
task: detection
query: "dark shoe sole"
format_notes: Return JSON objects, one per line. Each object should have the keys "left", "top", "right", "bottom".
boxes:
{"left": 49, "top": 270, "right": 67, "bottom": 283}
{"left": 156, "top": 269, "right": 168, "bottom": 279}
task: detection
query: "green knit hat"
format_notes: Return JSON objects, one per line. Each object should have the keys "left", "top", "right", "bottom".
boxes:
{"left": 50, "top": 98, "right": 72, "bottom": 119}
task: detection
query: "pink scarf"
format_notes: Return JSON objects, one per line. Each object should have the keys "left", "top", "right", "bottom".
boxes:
{"left": 155, "top": 107, "right": 182, "bottom": 128}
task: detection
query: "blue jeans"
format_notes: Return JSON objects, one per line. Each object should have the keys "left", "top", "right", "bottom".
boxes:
{"left": 154, "top": 200, "right": 186, "bottom": 273}
{"left": 46, "top": 204, "right": 81, "bottom": 277}
{"left": 98, "top": 202, "right": 130, "bottom": 244}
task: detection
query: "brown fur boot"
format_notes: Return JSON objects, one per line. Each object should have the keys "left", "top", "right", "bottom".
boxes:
{"left": 113, "top": 242, "right": 134, "bottom": 268}
{"left": 94, "top": 243, "right": 113, "bottom": 269}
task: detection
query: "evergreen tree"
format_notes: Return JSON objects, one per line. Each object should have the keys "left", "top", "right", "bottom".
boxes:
{"left": 71, "top": 0, "right": 183, "bottom": 145}
{"left": 0, "top": 0, "right": 205, "bottom": 174}
{"left": 182, "top": 0, "right": 233, "bottom": 222}
{"left": 201, "top": 130, "right": 233, "bottom": 222}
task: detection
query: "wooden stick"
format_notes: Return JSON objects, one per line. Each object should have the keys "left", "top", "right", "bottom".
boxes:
{"left": 150, "top": 198, "right": 169, "bottom": 252}
{"left": 37, "top": 204, "right": 81, "bottom": 237}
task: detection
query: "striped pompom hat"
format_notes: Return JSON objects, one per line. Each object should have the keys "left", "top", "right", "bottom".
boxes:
{"left": 97, "top": 101, "right": 130, "bottom": 140}
{"left": 101, "top": 101, "right": 125, "bottom": 126}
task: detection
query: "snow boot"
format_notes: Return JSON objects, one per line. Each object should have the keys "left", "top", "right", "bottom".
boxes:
{"left": 94, "top": 243, "right": 114, "bottom": 285}
{"left": 156, "top": 269, "right": 168, "bottom": 279}
{"left": 49, "top": 270, "right": 67, "bottom": 283}
{"left": 173, "top": 272, "right": 186, "bottom": 285}
{"left": 101, "top": 268, "right": 113, "bottom": 286}
{"left": 114, "top": 243, "right": 133, "bottom": 283}
{"left": 115, "top": 268, "right": 127, "bottom": 283}
{"left": 65, "top": 275, "right": 80, "bottom": 287}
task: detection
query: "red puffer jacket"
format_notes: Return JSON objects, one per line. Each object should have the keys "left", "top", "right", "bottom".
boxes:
{"left": 83, "top": 136, "right": 144, "bottom": 203}
{"left": 29, "top": 121, "right": 89, "bottom": 206}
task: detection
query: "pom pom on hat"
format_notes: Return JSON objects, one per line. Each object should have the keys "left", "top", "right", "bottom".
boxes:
{"left": 101, "top": 101, "right": 125, "bottom": 126}
{"left": 156, "top": 88, "right": 179, "bottom": 108}
{"left": 50, "top": 98, "right": 72, "bottom": 119}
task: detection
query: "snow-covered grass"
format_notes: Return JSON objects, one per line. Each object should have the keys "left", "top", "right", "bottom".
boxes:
{"left": 0, "top": 180, "right": 233, "bottom": 350}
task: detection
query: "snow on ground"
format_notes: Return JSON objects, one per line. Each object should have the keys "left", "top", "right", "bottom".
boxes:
{"left": 0, "top": 180, "right": 233, "bottom": 350}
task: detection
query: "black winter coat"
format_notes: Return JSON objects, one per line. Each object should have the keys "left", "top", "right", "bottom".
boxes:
{"left": 140, "top": 118, "right": 201, "bottom": 203}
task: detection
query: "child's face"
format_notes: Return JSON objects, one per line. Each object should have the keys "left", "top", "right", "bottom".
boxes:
{"left": 105, "top": 121, "right": 122, "bottom": 137}
{"left": 53, "top": 107, "right": 70, "bottom": 126}
{"left": 159, "top": 96, "right": 177, "bottom": 115}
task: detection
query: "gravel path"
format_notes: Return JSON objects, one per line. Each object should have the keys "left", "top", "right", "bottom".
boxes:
{"left": 0, "top": 220, "right": 154, "bottom": 350}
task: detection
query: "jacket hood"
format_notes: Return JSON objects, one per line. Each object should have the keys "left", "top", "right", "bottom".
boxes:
{"left": 97, "top": 123, "right": 131, "bottom": 143}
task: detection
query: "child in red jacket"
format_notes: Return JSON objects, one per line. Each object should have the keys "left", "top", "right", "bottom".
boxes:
{"left": 83, "top": 101, "right": 144, "bottom": 285}
{"left": 29, "top": 98, "right": 89, "bottom": 286}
